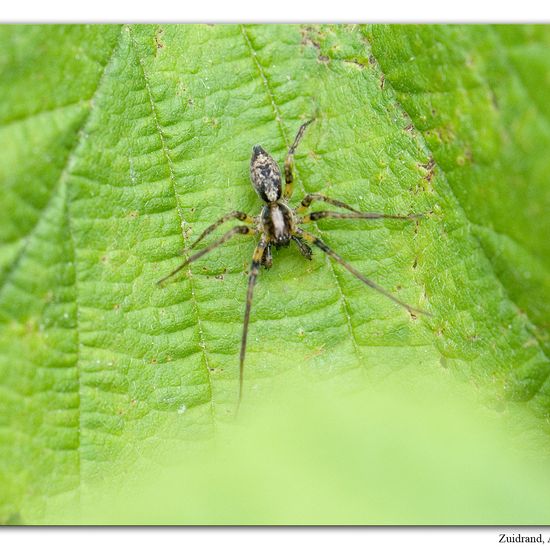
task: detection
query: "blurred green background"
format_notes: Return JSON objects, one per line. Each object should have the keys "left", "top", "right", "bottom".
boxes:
{"left": 0, "top": 24, "right": 549, "bottom": 524}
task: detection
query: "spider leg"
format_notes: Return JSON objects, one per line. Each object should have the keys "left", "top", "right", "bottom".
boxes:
{"left": 190, "top": 210, "right": 256, "bottom": 250}
{"left": 295, "top": 228, "right": 431, "bottom": 317}
{"left": 295, "top": 193, "right": 362, "bottom": 214}
{"left": 157, "top": 225, "right": 256, "bottom": 285}
{"left": 261, "top": 243, "right": 273, "bottom": 269}
{"left": 283, "top": 119, "right": 315, "bottom": 200}
{"left": 238, "top": 235, "right": 269, "bottom": 408}
{"left": 291, "top": 235, "right": 313, "bottom": 260}
{"left": 299, "top": 210, "right": 422, "bottom": 223}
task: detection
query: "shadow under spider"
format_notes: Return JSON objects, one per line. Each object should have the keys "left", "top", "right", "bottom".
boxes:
{"left": 158, "top": 119, "right": 431, "bottom": 411}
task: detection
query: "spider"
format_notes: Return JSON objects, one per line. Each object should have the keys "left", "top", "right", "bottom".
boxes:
{"left": 158, "top": 119, "right": 430, "bottom": 407}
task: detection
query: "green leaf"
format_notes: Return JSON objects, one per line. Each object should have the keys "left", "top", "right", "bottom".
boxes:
{"left": 1, "top": 24, "right": 549, "bottom": 523}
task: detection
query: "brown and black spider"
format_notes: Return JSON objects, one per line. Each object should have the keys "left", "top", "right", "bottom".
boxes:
{"left": 158, "top": 119, "right": 430, "bottom": 407}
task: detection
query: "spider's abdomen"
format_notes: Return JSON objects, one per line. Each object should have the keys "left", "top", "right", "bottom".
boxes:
{"left": 250, "top": 145, "right": 282, "bottom": 203}
{"left": 261, "top": 203, "right": 294, "bottom": 246}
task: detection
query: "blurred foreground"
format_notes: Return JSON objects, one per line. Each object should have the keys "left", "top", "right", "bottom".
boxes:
{"left": 54, "top": 369, "right": 550, "bottom": 524}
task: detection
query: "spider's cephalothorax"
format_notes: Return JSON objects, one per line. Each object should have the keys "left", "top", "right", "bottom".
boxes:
{"left": 260, "top": 202, "right": 295, "bottom": 247}
{"left": 158, "top": 119, "right": 431, "bottom": 409}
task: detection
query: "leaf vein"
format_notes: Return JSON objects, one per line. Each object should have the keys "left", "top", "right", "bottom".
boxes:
{"left": 127, "top": 26, "right": 216, "bottom": 420}
{"left": 240, "top": 24, "right": 366, "bottom": 369}
{"left": 63, "top": 24, "right": 127, "bottom": 489}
